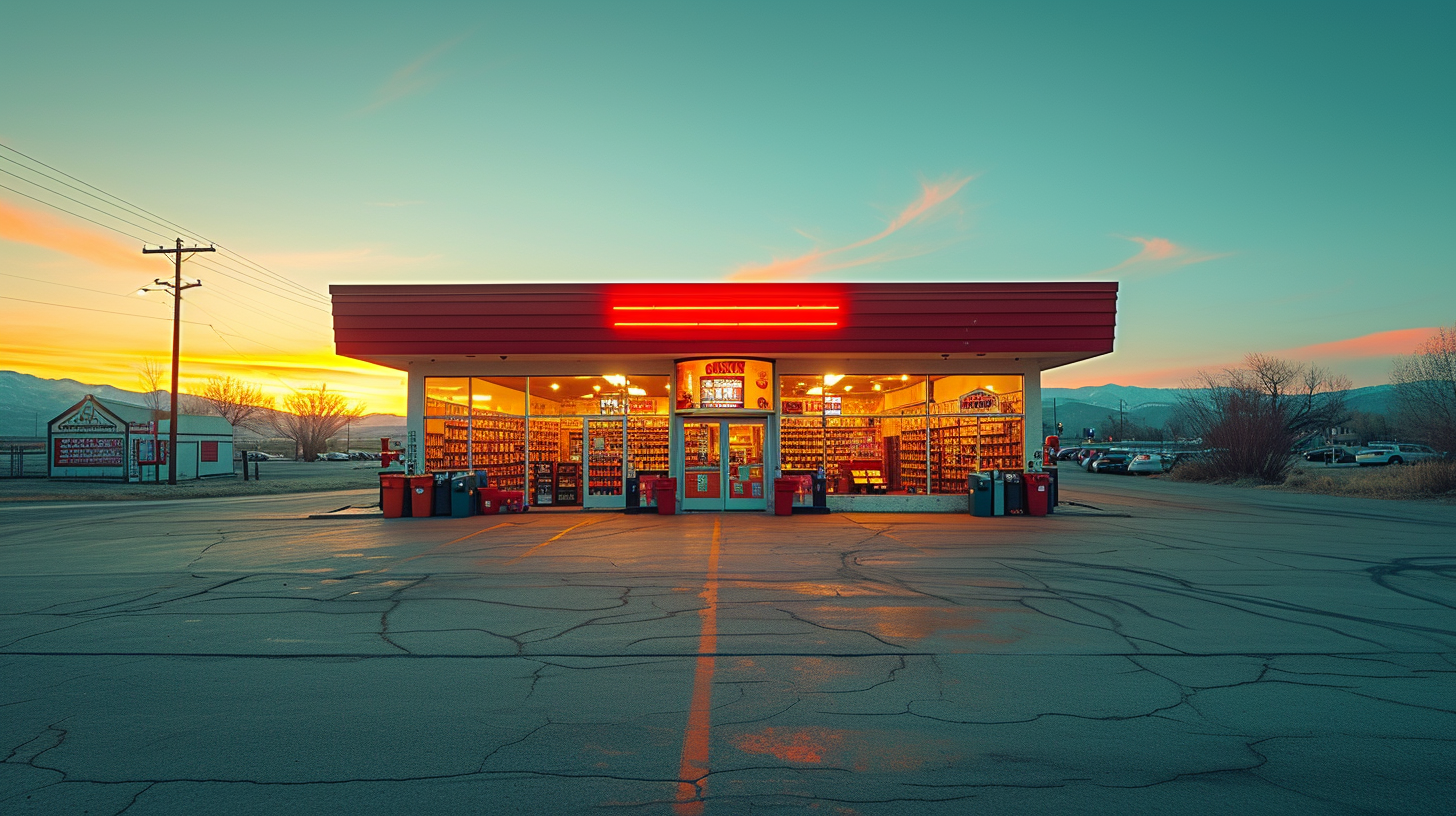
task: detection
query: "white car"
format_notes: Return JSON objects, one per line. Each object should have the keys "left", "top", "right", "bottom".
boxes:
{"left": 1127, "top": 453, "right": 1173, "bottom": 474}
{"left": 1355, "top": 444, "right": 1439, "bottom": 466}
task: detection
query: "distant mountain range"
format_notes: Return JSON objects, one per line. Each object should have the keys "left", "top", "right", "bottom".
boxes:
{"left": 0, "top": 370, "right": 406, "bottom": 441}
{"left": 0, "top": 370, "right": 1396, "bottom": 440}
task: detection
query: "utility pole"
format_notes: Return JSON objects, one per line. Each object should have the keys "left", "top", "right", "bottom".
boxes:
{"left": 141, "top": 238, "right": 214, "bottom": 485}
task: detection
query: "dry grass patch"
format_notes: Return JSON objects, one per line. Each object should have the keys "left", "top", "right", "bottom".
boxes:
{"left": 1281, "top": 460, "right": 1456, "bottom": 500}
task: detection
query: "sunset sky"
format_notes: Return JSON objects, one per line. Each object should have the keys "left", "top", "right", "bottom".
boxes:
{"left": 3, "top": 2, "right": 1452, "bottom": 415}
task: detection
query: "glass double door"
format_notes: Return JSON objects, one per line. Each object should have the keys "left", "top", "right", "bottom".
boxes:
{"left": 683, "top": 419, "right": 766, "bottom": 511}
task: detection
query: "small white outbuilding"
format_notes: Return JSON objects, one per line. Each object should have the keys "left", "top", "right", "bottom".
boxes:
{"left": 48, "top": 395, "right": 234, "bottom": 482}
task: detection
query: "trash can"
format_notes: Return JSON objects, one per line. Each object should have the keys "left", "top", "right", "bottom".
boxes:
{"left": 1024, "top": 473, "right": 1051, "bottom": 517}
{"left": 970, "top": 473, "right": 1005, "bottom": 517}
{"left": 380, "top": 473, "right": 408, "bottom": 519}
{"left": 1002, "top": 472, "right": 1024, "bottom": 515}
{"left": 450, "top": 472, "right": 478, "bottom": 517}
{"left": 407, "top": 475, "right": 434, "bottom": 518}
{"left": 433, "top": 473, "right": 451, "bottom": 516}
{"left": 1045, "top": 469, "right": 1058, "bottom": 514}
{"left": 654, "top": 477, "right": 677, "bottom": 515}
{"left": 478, "top": 487, "right": 502, "bottom": 515}
{"left": 773, "top": 478, "right": 798, "bottom": 516}
{"left": 625, "top": 476, "right": 641, "bottom": 509}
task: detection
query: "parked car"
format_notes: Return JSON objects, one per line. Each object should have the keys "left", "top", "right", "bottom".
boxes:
{"left": 1303, "top": 446, "right": 1357, "bottom": 464}
{"left": 1127, "top": 453, "right": 1173, "bottom": 474}
{"left": 1091, "top": 453, "right": 1131, "bottom": 474}
{"left": 317, "top": 452, "right": 350, "bottom": 461}
{"left": 1080, "top": 450, "right": 1105, "bottom": 471}
{"left": 1356, "top": 444, "right": 1440, "bottom": 466}
{"left": 1056, "top": 447, "right": 1083, "bottom": 461}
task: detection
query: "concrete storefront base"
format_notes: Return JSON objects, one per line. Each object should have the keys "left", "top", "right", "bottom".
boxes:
{"left": 827, "top": 493, "right": 968, "bottom": 513}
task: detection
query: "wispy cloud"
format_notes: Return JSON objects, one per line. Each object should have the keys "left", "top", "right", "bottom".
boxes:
{"left": 361, "top": 33, "right": 471, "bottom": 113}
{"left": 726, "top": 175, "right": 975, "bottom": 282}
{"left": 1273, "top": 327, "right": 1439, "bottom": 361}
{"left": 1088, "top": 235, "right": 1229, "bottom": 279}
{"left": 0, "top": 199, "right": 159, "bottom": 272}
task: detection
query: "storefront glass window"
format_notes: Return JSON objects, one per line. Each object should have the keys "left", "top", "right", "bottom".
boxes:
{"left": 775, "top": 374, "right": 1021, "bottom": 495}
{"left": 926, "top": 375, "right": 1026, "bottom": 494}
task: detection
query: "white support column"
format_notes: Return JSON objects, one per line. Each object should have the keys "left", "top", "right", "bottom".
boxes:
{"left": 407, "top": 370, "right": 426, "bottom": 473}
{"left": 1022, "top": 361, "right": 1043, "bottom": 469}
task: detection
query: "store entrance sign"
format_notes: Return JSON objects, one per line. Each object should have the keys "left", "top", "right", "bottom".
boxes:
{"left": 675, "top": 358, "right": 774, "bottom": 411}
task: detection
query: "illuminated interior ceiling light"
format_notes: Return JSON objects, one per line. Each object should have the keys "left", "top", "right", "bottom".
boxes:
{"left": 823, "top": 374, "right": 844, "bottom": 387}
{"left": 603, "top": 374, "right": 627, "bottom": 387}
{"left": 873, "top": 383, "right": 882, "bottom": 391}
{"left": 843, "top": 385, "right": 853, "bottom": 391}
{"left": 985, "top": 385, "right": 996, "bottom": 391}
{"left": 807, "top": 386, "right": 823, "bottom": 395}
{"left": 550, "top": 383, "right": 560, "bottom": 390}
{"left": 472, "top": 394, "right": 492, "bottom": 401}
{"left": 592, "top": 385, "right": 601, "bottom": 391}
{"left": 581, "top": 393, "right": 595, "bottom": 399}
{"left": 627, "top": 387, "right": 646, "bottom": 396}
{"left": 900, "top": 375, "right": 909, "bottom": 381}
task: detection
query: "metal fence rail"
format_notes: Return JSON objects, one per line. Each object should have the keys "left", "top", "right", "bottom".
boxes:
{"left": 2, "top": 445, "right": 47, "bottom": 478}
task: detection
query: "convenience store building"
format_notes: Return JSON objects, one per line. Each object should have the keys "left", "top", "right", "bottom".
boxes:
{"left": 331, "top": 282, "right": 1116, "bottom": 511}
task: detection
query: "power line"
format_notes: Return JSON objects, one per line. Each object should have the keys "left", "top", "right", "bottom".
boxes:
{"left": 0, "top": 142, "right": 331, "bottom": 305}
{"left": 0, "top": 294, "right": 209, "bottom": 324}
{"left": 0, "top": 181, "right": 156, "bottom": 245}
{"left": 1, "top": 174, "right": 332, "bottom": 316}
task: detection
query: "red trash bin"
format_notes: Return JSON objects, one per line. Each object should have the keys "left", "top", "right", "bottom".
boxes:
{"left": 380, "top": 473, "right": 407, "bottom": 518}
{"left": 772, "top": 477, "right": 798, "bottom": 516}
{"left": 407, "top": 475, "right": 434, "bottom": 518}
{"left": 478, "top": 487, "right": 503, "bottom": 515}
{"left": 1024, "top": 473, "right": 1051, "bottom": 516}
{"left": 654, "top": 477, "right": 678, "bottom": 515}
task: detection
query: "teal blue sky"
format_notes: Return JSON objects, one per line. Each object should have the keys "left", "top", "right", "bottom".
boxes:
{"left": 2, "top": 1, "right": 1452, "bottom": 405}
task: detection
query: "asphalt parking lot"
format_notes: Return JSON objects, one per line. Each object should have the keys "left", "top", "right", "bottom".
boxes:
{"left": 2, "top": 469, "right": 1453, "bottom": 815}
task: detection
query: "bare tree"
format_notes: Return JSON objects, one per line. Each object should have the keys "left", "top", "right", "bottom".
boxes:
{"left": 269, "top": 384, "right": 365, "bottom": 461}
{"left": 194, "top": 376, "right": 274, "bottom": 431}
{"left": 135, "top": 358, "right": 168, "bottom": 411}
{"left": 1391, "top": 324, "right": 1456, "bottom": 452}
{"left": 1176, "top": 354, "right": 1351, "bottom": 482}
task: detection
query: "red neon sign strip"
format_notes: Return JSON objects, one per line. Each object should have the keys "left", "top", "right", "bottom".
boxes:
{"left": 612, "top": 304, "right": 839, "bottom": 327}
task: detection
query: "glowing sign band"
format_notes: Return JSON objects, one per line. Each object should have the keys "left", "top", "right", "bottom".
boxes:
{"left": 612, "top": 304, "right": 840, "bottom": 328}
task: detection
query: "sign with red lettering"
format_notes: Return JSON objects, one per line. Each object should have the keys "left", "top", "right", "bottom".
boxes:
{"left": 54, "top": 437, "right": 124, "bottom": 467}
{"left": 959, "top": 390, "right": 998, "bottom": 413}
{"left": 675, "top": 359, "right": 774, "bottom": 411}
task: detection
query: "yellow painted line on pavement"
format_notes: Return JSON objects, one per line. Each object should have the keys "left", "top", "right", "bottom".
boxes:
{"left": 502, "top": 517, "right": 603, "bottom": 564}
{"left": 442, "top": 522, "right": 514, "bottom": 546}
{"left": 675, "top": 516, "right": 721, "bottom": 814}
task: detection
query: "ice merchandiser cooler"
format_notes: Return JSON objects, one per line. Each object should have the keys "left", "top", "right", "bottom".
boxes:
{"left": 532, "top": 462, "right": 555, "bottom": 506}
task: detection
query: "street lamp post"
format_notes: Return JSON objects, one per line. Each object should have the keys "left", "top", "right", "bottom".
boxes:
{"left": 140, "top": 238, "right": 214, "bottom": 485}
